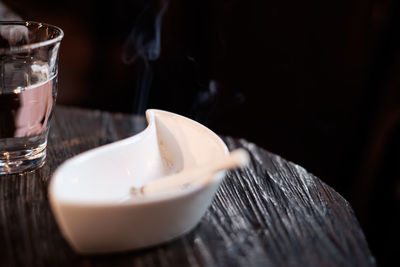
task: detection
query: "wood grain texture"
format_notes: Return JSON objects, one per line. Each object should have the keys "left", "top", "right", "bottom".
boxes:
{"left": 0, "top": 106, "right": 375, "bottom": 266}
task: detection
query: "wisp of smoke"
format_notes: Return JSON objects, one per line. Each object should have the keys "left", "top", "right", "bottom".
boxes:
{"left": 122, "top": 0, "right": 168, "bottom": 114}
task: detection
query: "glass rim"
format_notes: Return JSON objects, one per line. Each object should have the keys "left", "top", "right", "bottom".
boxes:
{"left": 0, "top": 21, "right": 64, "bottom": 55}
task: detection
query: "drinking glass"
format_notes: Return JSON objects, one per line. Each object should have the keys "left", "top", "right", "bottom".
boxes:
{"left": 0, "top": 21, "right": 63, "bottom": 174}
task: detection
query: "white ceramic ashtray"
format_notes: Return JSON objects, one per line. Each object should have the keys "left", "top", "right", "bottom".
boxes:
{"left": 49, "top": 109, "right": 249, "bottom": 254}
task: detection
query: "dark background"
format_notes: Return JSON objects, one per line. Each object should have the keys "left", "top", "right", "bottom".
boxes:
{"left": 2, "top": 0, "right": 399, "bottom": 265}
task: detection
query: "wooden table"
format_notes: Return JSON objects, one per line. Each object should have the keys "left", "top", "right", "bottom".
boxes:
{"left": 0, "top": 106, "right": 375, "bottom": 266}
